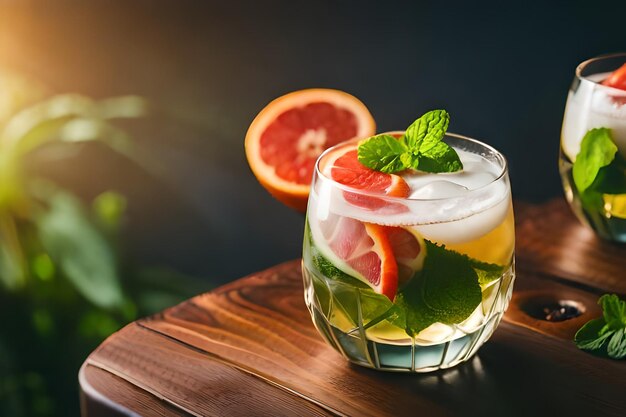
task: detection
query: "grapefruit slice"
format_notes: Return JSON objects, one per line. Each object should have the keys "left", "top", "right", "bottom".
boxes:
{"left": 385, "top": 226, "right": 426, "bottom": 287}
{"left": 313, "top": 214, "right": 398, "bottom": 300}
{"left": 323, "top": 144, "right": 410, "bottom": 211}
{"left": 602, "top": 63, "right": 626, "bottom": 91}
{"left": 245, "top": 89, "right": 376, "bottom": 211}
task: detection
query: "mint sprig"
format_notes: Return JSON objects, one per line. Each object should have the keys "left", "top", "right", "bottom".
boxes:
{"left": 575, "top": 294, "right": 626, "bottom": 359}
{"left": 357, "top": 110, "right": 463, "bottom": 174}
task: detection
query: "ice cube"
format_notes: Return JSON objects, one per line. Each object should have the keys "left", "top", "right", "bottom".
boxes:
{"left": 410, "top": 180, "right": 469, "bottom": 199}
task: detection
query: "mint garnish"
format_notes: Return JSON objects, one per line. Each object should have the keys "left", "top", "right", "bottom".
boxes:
{"left": 395, "top": 240, "right": 482, "bottom": 335}
{"left": 469, "top": 258, "right": 507, "bottom": 287}
{"left": 357, "top": 110, "right": 463, "bottom": 174}
{"left": 575, "top": 294, "right": 626, "bottom": 359}
{"left": 572, "top": 128, "right": 626, "bottom": 217}
{"left": 573, "top": 128, "right": 619, "bottom": 193}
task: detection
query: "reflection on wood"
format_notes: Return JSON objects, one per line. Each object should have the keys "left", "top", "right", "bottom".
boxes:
{"left": 515, "top": 199, "right": 626, "bottom": 294}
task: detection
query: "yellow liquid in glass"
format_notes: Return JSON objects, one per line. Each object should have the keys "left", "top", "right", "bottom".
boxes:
{"left": 445, "top": 204, "right": 515, "bottom": 265}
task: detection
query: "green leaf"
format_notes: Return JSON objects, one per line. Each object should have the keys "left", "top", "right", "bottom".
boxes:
{"left": 395, "top": 240, "right": 482, "bottom": 335}
{"left": 607, "top": 328, "right": 626, "bottom": 359}
{"left": 413, "top": 141, "right": 463, "bottom": 173}
{"left": 405, "top": 109, "right": 450, "bottom": 151}
{"left": 0, "top": 215, "right": 27, "bottom": 290}
{"left": 2, "top": 95, "right": 95, "bottom": 153}
{"left": 31, "top": 253, "right": 55, "bottom": 281}
{"left": 574, "top": 318, "right": 613, "bottom": 350}
{"left": 78, "top": 310, "right": 122, "bottom": 339}
{"left": 470, "top": 258, "right": 507, "bottom": 287}
{"left": 575, "top": 293, "right": 626, "bottom": 359}
{"left": 36, "top": 191, "right": 124, "bottom": 309}
{"left": 93, "top": 191, "right": 127, "bottom": 231}
{"left": 95, "top": 96, "right": 148, "bottom": 119}
{"left": 0, "top": 94, "right": 145, "bottom": 156}
{"left": 572, "top": 128, "right": 618, "bottom": 193}
{"left": 357, "top": 134, "right": 410, "bottom": 173}
{"left": 356, "top": 109, "right": 462, "bottom": 175}
{"left": 590, "top": 153, "right": 626, "bottom": 195}
{"left": 599, "top": 294, "right": 626, "bottom": 330}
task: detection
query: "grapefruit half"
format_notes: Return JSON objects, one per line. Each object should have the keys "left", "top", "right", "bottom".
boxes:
{"left": 245, "top": 89, "right": 376, "bottom": 211}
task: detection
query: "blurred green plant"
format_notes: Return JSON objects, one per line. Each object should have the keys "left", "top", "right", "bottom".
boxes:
{"left": 0, "top": 70, "right": 209, "bottom": 417}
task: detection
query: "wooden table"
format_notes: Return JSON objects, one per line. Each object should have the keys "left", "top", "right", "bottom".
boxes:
{"left": 79, "top": 199, "right": 626, "bottom": 417}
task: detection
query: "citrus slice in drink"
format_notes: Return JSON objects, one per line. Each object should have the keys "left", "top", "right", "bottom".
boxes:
{"left": 385, "top": 226, "right": 426, "bottom": 286}
{"left": 245, "top": 89, "right": 376, "bottom": 212}
{"left": 312, "top": 214, "right": 398, "bottom": 300}
{"left": 322, "top": 144, "right": 410, "bottom": 211}
{"left": 602, "top": 63, "right": 626, "bottom": 91}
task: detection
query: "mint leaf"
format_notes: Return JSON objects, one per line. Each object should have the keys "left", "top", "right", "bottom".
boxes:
{"left": 600, "top": 294, "right": 626, "bottom": 330}
{"left": 357, "top": 134, "right": 410, "bottom": 173}
{"left": 607, "top": 328, "right": 626, "bottom": 359}
{"left": 575, "top": 293, "right": 626, "bottom": 359}
{"left": 590, "top": 153, "right": 626, "bottom": 195}
{"left": 359, "top": 290, "right": 406, "bottom": 329}
{"left": 469, "top": 259, "right": 507, "bottom": 287}
{"left": 574, "top": 131, "right": 626, "bottom": 219}
{"left": 356, "top": 109, "right": 462, "bottom": 174}
{"left": 395, "top": 240, "right": 482, "bottom": 336}
{"left": 575, "top": 318, "right": 614, "bottom": 350}
{"left": 573, "top": 128, "right": 618, "bottom": 193}
{"left": 413, "top": 141, "right": 464, "bottom": 173}
{"left": 405, "top": 109, "right": 449, "bottom": 150}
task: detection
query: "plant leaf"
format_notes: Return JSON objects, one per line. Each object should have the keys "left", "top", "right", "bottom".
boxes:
{"left": 599, "top": 293, "right": 626, "bottom": 330}
{"left": 572, "top": 128, "right": 618, "bottom": 193}
{"left": 92, "top": 191, "right": 127, "bottom": 232}
{"left": 574, "top": 317, "right": 613, "bottom": 350}
{"left": 607, "top": 328, "right": 626, "bottom": 359}
{"left": 0, "top": 233, "right": 26, "bottom": 290}
{"left": 36, "top": 190, "right": 124, "bottom": 309}
{"left": 413, "top": 141, "right": 463, "bottom": 173}
{"left": 405, "top": 109, "right": 449, "bottom": 150}
{"left": 0, "top": 94, "right": 145, "bottom": 156}
{"left": 357, "top": 134, "right": 410, "bottom": 173}
{"left": 1, "top": 95, "right": 95, "bottom": 152}
{"left": 395, "top": 240, "right": 482, "bottom": 335}
{"left": 590, "top": 153, "right": 626, "bottom": 194}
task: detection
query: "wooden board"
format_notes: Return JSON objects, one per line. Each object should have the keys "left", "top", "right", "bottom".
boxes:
{"left": 80, "top": 199, "right": 626, "bottom": 417}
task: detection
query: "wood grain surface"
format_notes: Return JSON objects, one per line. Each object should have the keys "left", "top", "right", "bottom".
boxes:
{"left": 80, "top": 199, "right": 626, "bottom": 417}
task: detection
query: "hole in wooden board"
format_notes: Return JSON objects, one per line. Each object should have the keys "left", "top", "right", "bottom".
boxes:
{"left": 521, "top": 298, "right": 586, "bottom": 322}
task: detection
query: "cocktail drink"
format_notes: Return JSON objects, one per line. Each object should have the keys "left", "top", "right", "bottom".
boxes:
{"left": 560, "top": 53, "right": 626, "bottom": 242}
{"left": 302, "top": 111, "right": 514, "bottom": 372}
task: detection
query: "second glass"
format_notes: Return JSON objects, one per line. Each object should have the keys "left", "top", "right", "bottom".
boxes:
{"left": 560, "top": 53, "right": 626, "bottom": 242}
{"left": 302, "top": 133, "right": 515, "bottom": 372}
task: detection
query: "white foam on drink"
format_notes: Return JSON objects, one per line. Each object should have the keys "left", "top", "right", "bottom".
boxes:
{"left": 314, "top": 147, "right": 510, "bottom": 243}
{"left": 562, "top": 71, "right": 626, "bottom": 162}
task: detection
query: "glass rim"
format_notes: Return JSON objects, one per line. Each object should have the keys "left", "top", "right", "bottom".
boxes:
{"left": 313, "top": 131, "right": 509, "bottom": 202}
{"left": 576, "top": 52, "right": 626, "bottom": 94}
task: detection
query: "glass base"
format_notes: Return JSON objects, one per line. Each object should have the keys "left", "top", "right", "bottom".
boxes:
{"left": 303, "top": 263, "right": 515, "bottom": 373}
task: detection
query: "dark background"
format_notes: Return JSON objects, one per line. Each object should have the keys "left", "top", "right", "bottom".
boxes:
{"left": 1, "top": 0, "right": 625, "bottom": 285}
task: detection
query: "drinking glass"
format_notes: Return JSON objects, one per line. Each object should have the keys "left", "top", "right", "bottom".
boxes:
{"left": 560, "top": 53, "right": 626, "bottom": 242}
{"left": 302, "top": 134, "right": 515, "bottom": 372}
